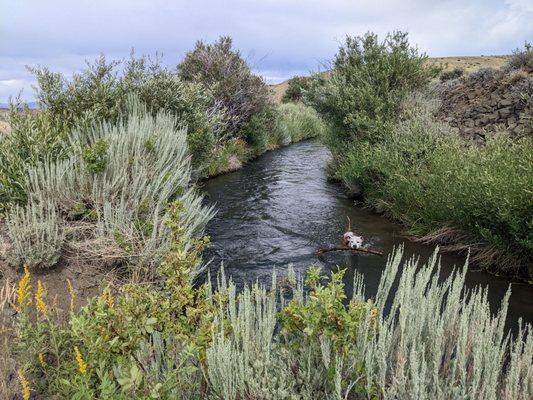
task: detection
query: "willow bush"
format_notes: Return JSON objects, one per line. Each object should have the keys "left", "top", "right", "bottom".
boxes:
{"left": 282, "top": 75, "right": 312, "bottom": 103}
{"left": 178, "top": 36, "right": 270, "bottom": 136}
{"left": 306, "top": 31, "right": 439, "bottom": 147}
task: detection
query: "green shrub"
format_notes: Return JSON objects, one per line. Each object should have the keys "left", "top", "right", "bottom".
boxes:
{"left": 440, "top": 67, "right": 464, "bottom": 82}
{"left": 307, "top": 31, "right": 439, "bottom": 146}
{"left": 506, "top": 42, "right": 533, "bottom": 72}
{"left": 240, "top": 106, "right": 276, "bottom": 154}
{"left": 0, "top": 106, "right": 70, "bottom": 213}
{"left": 282, "top": 75, "right": 312, "bottom": 103}
{"left": 275, "top": 102, "right": 328, "bottom": 144}
{"left": 178, "top": 36, "right": 271, "bottom": 136}
{"left": 335, "top": 94, "right": 533, "bottom": 275}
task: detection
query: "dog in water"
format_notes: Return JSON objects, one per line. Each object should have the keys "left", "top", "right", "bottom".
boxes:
{"left": 343, "top": 217, "right": 364, "bottom": 249}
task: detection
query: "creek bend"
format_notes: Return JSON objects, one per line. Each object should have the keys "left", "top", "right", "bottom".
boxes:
{"left": 202, "top": 141, "right": 532, "bottom": 328}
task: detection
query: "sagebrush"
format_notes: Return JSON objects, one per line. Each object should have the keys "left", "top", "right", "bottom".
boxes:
{"left": 11, "top": 246, "right": 532, "bottom": 399}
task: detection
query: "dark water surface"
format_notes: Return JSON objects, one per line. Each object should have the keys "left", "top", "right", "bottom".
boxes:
{"left": 202, "top": 141, "right": 532, "bottom": 328}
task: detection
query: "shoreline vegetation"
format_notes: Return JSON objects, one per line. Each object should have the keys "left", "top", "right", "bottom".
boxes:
{"left": 297, "top": 33, "right": 532, "bottom": 280}
{"left": 0, "top": 34, "right": 532, "bottom": 399}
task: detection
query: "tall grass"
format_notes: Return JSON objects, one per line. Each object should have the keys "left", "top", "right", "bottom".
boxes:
{"left": 335, "top": 94, "right": 532, "bottom": 275}
{"left": 275, "top": 102, "right": 328, "bottom": 144}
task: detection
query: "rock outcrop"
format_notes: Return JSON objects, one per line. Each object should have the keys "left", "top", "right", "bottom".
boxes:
{"left": 436, "top": 68, "right": 532, "bottom": 141}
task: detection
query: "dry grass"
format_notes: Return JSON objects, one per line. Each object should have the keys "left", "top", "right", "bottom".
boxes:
{"left": 0, "top": 109, "right": 10, "bottom": 134}
{"left": 428, "top": 55, "right": 510, "bottom": 74}
{"left": 0, "top": 279, "right": 15, "bottom": 399}
{"left": 269, "top": 55, "right": 512, "bottom": 103}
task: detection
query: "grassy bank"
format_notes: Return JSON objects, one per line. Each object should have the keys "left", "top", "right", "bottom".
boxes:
{"left": 205, "top": 102, "right": 326, "bottom": 177}
{"left": 305, "top": 33, "right": 532, "bottom": 278}
{"left": 334, "top": 94, "right": 532, "bottom": 276}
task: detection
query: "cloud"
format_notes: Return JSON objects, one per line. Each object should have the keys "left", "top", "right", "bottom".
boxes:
{"left": 0, "top": 0, "right": 531, "bottom": 102}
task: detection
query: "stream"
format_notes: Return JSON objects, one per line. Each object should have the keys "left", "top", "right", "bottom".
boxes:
{"left": 203, "top": 141, "right": 532, "bottom": 329}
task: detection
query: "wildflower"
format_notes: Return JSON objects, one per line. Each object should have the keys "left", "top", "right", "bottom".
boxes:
{"left": 67, "top": 279, "right": 76, "bottom": 313}
{"left": 100, "top": 288, "right": 114, "bottom": 307}
{"left": 38, "top": 353, "right": 46, "bottom": 367}
{"left": 17, "top": 369, "right": 30, "bottom": 400}
{"left": 35, "top": 280, "right": 48, "bottom": 316}
{"left": 16, "top": 265, "right": 32, "bottom": 310}
{"left": 74, "top": 346, "right": 88, "bottom": 374}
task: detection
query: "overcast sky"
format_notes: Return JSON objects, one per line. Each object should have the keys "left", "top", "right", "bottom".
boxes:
{"left": 1, "top": 0, "right": 532, "bottom": 102}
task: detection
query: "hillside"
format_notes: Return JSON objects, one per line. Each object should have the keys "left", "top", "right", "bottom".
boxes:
{"left": 269, "top": 55, "right": 511, "bottom": 103}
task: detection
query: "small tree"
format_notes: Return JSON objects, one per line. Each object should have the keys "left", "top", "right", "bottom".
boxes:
{"left": 178, "top": 36, "right": 270, "bottom": 136}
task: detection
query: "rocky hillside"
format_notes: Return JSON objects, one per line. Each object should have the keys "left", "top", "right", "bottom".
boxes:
{"left": 436, "top": 68, "right": 532, "bottom": 141}
{"left": 269, "top": 55, "right": 511, "bottom": 103}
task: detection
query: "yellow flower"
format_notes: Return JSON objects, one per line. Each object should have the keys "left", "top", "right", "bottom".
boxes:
{"left": 17, "top": 265, "right": 32, "bottom": 310}
{"left": 100, "top": 287, "right": 114, "bottom": 307}
{"left": 74, "top": 346, "right": 88, "bottom": 374}
{"left": 38, "top": 353, "right": 46, "bottom": 367}
{"left": 35, "top": 280, "right": 48, "bottom": 316}
{"left": 17, "top": 369, "right": 30, "bottom": 400}
{"left": 67, "top": 279, "right": 76, "bottom": 313}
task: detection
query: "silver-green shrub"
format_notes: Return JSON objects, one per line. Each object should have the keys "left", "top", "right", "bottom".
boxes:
{"left": 352, "top": 248, "right": 532, "bottom": 399}
{"left": 206, "top": 278, "right": 298, "bottom": 400}
{"left": 4, "top": 202, "right": 64, "bottom": 269}
{"left": 21, "top": 100, "right": 214, "bottom": 275}
{"left": 204, "top": 247, "right": 532, "bottom": 400}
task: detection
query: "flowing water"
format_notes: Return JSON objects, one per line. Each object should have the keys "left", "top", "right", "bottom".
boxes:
{"left": 202, "top": 141, "right": 532, "bottom": 328}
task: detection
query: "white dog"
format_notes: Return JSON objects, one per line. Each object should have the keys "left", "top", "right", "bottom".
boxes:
{"left": 342, "top": 217, "right": 364, "bottom": 249}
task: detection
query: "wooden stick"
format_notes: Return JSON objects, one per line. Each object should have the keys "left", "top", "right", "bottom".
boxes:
{"left": 317, "top": 246, "right": 383, "bottom": 256}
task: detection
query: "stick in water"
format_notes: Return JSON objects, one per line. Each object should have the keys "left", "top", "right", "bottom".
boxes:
{"left": 317, "top": 246, "right": 383, "bottom": 256}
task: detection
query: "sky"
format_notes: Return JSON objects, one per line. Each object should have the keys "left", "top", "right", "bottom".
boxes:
{"left": 1, "top": 0, "right": 532, "bottom": 103}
